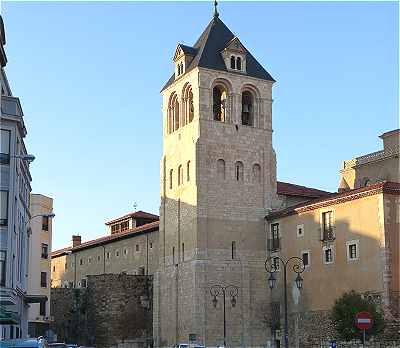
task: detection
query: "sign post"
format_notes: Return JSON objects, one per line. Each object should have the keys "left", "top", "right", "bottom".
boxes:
{"left": 355, "top": 311, "right": 373, "bottom": 347}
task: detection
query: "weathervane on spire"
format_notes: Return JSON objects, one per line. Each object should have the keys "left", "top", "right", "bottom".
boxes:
{"left": 213, "top": 0, "right": 219, "bottom": 18}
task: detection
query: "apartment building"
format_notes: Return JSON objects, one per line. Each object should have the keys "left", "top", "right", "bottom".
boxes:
{"left": 27, "top": 194, "right": 54, "bottom": 337}
{"left": 0, "top": 15, "right": 34, "bottom": 339}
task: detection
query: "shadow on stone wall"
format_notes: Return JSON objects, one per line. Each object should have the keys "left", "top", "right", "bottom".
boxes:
{"left": 51, "top": 274, "right": 152, "bottom": 348}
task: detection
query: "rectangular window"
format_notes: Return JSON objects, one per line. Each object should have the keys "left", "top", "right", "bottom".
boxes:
{"left": 41, "top": 243, "right": 48, "bottom": 259}
{"left": 297, "top": 224, "right": 304, "bottom": 238}
{"left": 0, "top": 251, "right": 6, "bottom": 286}
{"left": 41, "top": 216, "right": 49, "bottom": 231}
{"left": 347, "top": 241, "right": 359, "bottom": 261}
{"left": 269, "top": 223, "right": 280, "bottom": 251}
{"left": 321, "top": 211, "right": 335, "bottom": 241}
{"left": 0, "top": 129, "right": 10, "bottom": 165}
{"left": 39, "top": 301, "right": 46, "bottom": 316}
{"left": 121, "top": 221, "right": 129, "bottom": 232}
{"left": 40, "top": 272, "right": 47, "bottom": 287}
{"left": 0, "top": 191, "right": 9, "bottom": 226}
{"left": 273, "top": 257, "right": 280, "bottom": 271}
{"left": 53, "top": 266, "right": 56, "bottom": 272}
{"left": 136, "top": 244, "right": 139, "bottom": 252}
{"left": 231, "top": 241, "right": 236, "bottom": 259}
{"left": 271, "top": 223, "right": 279, "bottom": 239}
{"left": 302, "top": 251, "right": 310, "bottom": 267}
{"left": 80, "top": 259, "right": 83, "bottom": 265}
{"left": 106, "top": 252, "right": 110, "bottom": 259}
{"left": 324, "top": 247, "right": 333, "bottom": 264}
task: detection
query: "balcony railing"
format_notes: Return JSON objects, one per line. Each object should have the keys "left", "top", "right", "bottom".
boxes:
{"left": 1, "top": 96, "right": 23, "bottom": 117}
{"left": 267, "top": 238, "right": 281, "bottom": 252}
{"left": 321, "top": 227, "right": 335, "bottom": 242}
{"left": 0, "top": 288, "right": 18, "bottom": 305}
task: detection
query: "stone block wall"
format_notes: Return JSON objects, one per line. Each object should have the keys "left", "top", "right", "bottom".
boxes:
{"left": 51, "top": 274, "right": 152, "bottom": 348}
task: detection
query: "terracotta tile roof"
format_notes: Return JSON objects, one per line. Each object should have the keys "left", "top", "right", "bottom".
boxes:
{"left": 50, "top": 246, "right": 72, "bottom": 258}
{"left": 105, "top": 210, "right": 159, "bottom": 225}
{"left": 268, "top": 181, "right": 400, "bottom": 220}
{"left": 277, "top": 181, "right": 332, "bottom": 198}
{"left": 51, "top": 221, "right": 159, "bottom": 257}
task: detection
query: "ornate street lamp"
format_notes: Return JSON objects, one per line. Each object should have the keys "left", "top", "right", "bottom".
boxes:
{"left": 265, "top": 256, "right": 305, "bottom": 348}
{"left": 210, "top": 284, "right": 239, "bottom": 347}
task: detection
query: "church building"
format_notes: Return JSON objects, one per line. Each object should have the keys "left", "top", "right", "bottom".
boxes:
{"left": 154, "top": 6, "right": 279, "bottom": 347}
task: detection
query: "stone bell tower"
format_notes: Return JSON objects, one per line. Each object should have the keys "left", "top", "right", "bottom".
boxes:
{"left": 154, "top": 6, "right": 277, "bottom": 347}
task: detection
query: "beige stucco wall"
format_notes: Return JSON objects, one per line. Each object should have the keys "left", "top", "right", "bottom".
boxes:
{"left": 268, "top": 192, "right": 387, "bottom": 314}
{"left": 28, "top": 194, "right": 53, "bottom": 324}
{"left": 51, "top": 230, "right": 158, "bottom": 288}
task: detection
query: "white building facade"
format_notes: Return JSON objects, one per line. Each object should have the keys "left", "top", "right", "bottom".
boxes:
{"left": 0, "top": 15, "right": 34, "bottom": 339}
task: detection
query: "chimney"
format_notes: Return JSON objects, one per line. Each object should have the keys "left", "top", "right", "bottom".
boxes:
{"left": 72, "top": 235, "right": 81, "bottom": 247}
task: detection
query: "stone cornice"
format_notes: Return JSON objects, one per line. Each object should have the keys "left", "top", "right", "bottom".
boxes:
{"left": 266, "top": 181, "right": 400, "bottom": 220}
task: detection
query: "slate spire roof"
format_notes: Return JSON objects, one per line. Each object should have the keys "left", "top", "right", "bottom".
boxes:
{"left": 161, "top": 15, "right": 275, "bottom": 91}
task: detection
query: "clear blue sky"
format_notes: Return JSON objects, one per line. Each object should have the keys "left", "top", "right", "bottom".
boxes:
{"left": 1, "top": 1, "right": 398, "bottom": 250}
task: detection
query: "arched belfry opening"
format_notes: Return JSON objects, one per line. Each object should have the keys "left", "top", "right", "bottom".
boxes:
{"left": 183, "top": 84, "right": 194, "bottom": 125}
{"left": 241, "top": 90, "right": 254, "bottom": 126}
{"left": 168, "top": 92, "right": 180, "bottom": 133}
{"left": 213, "top": 85, "right": 228, "bottom": 122}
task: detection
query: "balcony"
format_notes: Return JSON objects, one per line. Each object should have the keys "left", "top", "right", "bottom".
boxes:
{"left": 1, "top": 96, "right": 23, "bottom": 117}
{"left": 267, "top": 238, "right": 281, "bottom": 252}
{"left": 321, "top": 227, "right": 335, "bottom": 242}
{"left": 0, "top": 288, "right": 18, "bottom": 305}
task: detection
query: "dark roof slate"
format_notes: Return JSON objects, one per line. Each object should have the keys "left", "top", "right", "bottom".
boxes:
{"left": 161, "top": 16, "right": 275, "bottom": 91}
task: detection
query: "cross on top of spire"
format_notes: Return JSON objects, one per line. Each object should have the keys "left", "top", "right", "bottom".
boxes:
{"left": 213, "top": 0, "right": 219, "bottom": 18}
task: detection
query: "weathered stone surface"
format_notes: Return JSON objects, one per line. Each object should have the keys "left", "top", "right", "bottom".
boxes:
{"left": 51, "top": 274, "right": 152, "bottom": 348}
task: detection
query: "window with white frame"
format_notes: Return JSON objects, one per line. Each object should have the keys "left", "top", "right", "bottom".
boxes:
{"left": 301, "top": 251, "right": 310, "bottom": 267}
{"left": 346, "top": 240, "right": 359, "bottom": 261}
{"left": 296, "top": 224, "right": 304, "bottom": 238}
{"left": 323, "top": 246, "right": 334, "bottom": 264}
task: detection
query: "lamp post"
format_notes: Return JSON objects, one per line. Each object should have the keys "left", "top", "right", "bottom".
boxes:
{"left": 210, "top": 284, "right": 239, "bottom": 347}
{"left": 265, "top": 256, "right": 305, "bottom": 348}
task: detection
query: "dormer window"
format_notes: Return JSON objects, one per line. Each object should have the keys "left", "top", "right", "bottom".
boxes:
{"left": 230, "top": 56, "right": 235, "bottom": 69}
{"left": 221, "top": 37, "right": 247, "bottom": 73}
{"left": 173, "top": 44, "right": 197, "bottom": 80}
{"left": 236, "top": 57, "right": 242, "bottom": 70}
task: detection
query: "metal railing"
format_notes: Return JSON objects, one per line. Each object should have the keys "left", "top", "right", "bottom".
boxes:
{"left": 267, "top": 238, "right": 281, "bottom": 252}
{"left": 321, "top": 227, "right": 335, "bottom": 242}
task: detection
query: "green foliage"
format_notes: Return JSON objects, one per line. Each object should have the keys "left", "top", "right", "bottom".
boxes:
{"left": 331, "top": 290, "right": 385, "bottom": 341}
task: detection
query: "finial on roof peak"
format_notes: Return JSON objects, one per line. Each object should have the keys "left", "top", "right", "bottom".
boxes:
{"left": 213, "top": 0, "right": 219, "bottom": 18}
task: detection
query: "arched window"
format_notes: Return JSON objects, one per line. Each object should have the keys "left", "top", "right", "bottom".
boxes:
{"left": 230, "top": 56, "right": 235, "bottom": 69}
{"left": 168, "top": 93, "right": 179, "bottom": 133}
{"left": 180, "top": 62, "right": 184, "bottom": 74}
{"left": 183, "top": 84, "right": 194, "bottom": 125}
{"left": 253, "top": 163, "right": 261, "bottom": 183}
{"left": 236, "top": 57, "right": 242, "bottom": 70}
{"left": 235, "top": 161, "right": 244, "bottom": 181}
{"left": 186, "top": 161, "right": 191, "bottom": 182}
{"left": 173, "top": 95, "right": 180, "bottom": 131}
{"left": 169, "top": 169, "right": 173, "bottom": 189}
{"left": 178, "top": 165, "right": 183, "bottom": 186}
{"left": 241, "top": 91, "right": 254, "bottom": 126}
{"left": 217, "top": 159, "right": 225, "bottom": 180}
{"left": 177, "top": 64, "right": 181, "bottom": 76}
{"left": 213, "top": 85, "right": 228, "bottom": 122}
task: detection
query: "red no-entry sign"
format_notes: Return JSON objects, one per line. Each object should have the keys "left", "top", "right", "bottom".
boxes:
{"left": 355, "top": 311, "right": 374, "bottom": 330}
